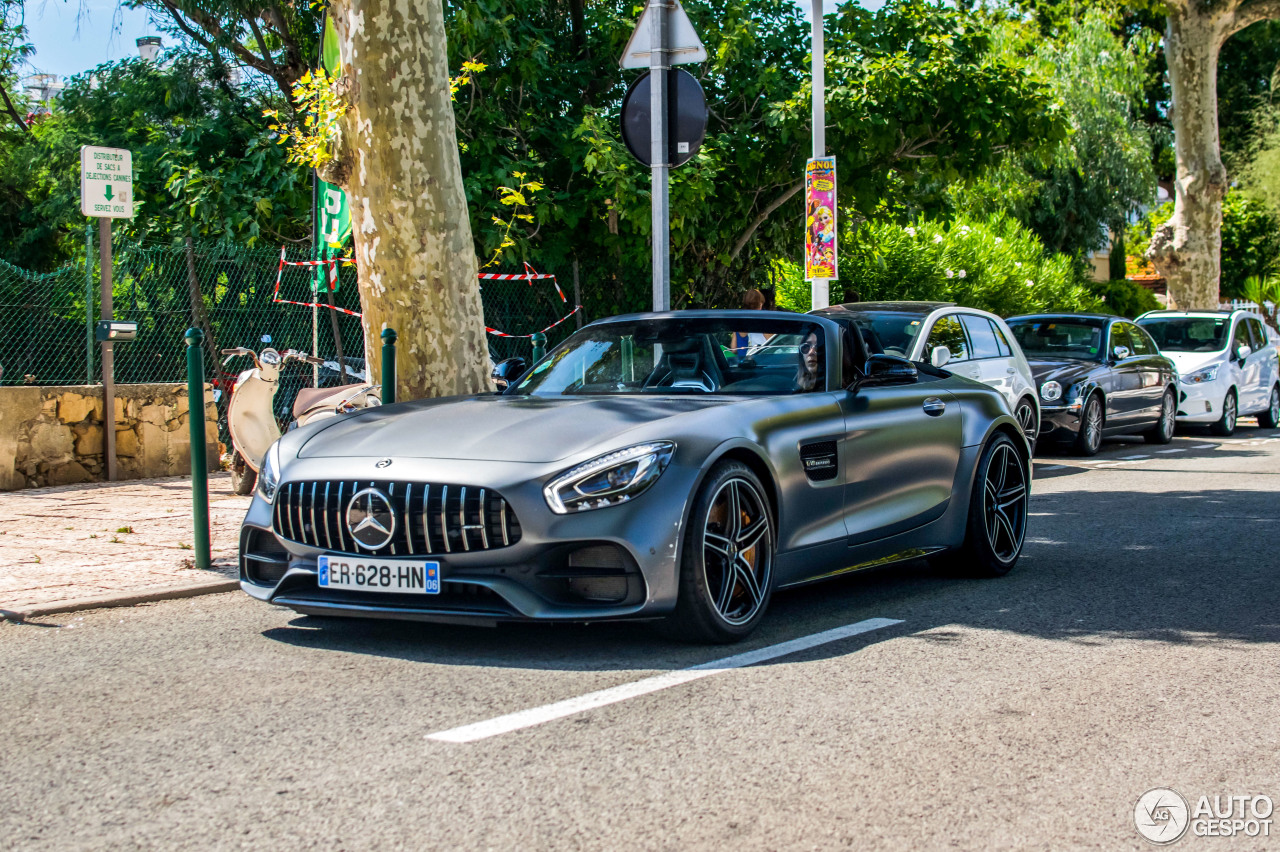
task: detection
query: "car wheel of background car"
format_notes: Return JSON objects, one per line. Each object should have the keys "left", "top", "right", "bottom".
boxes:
{"left": 1143, "top": 388, "right": 1177, "bottom": 444}
{"left": 1257, "top": 385, "right": 1280, "bottom": 428}
{"left": 932, "top": 432, "right": 1028, "bottom": 578}
{"left": 230, "top": 451, "right": 257, "bottom": 496}
{"left": 662, "top": 460, "right": 775, "bottom": 644}
{"left": 1073, "top": 394, "right": 1104, "bottom": 456}
{"left": 1210, "top": 390, "right": 1238, "bottom": 437}
{"left": 1014, "top": 398, "right": 1038, "bottom": 444}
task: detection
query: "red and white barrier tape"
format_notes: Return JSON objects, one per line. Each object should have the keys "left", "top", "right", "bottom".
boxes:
{"left": 478, "top": 262, "right": 566, "bottom": 302}
{"left": 273, "top": 247, "right": 360, "bottom": 316}
{"left": 486, "top": 305, "right": 582, "bottom": 338}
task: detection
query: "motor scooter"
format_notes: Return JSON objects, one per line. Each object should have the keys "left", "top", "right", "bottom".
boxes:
{"left": 221, "top": 346, "right": 380, "bottom": 495}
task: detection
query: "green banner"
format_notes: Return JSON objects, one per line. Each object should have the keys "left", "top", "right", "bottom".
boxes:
{"left": 315, "top": 177, "right": 351, "bottom": 292}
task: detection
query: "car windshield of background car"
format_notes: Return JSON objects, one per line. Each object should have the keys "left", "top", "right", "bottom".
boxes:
{"left": 841, "top": 311, "right": 927, "bottom": 357}
{"left": 515, "top": 319, "right": 828, "bottom": 396}
{"left": 1007, "top": 319, "right": 1105, "bottom": 360}
{"left": 1137, "top": 317, "right": 1230, "bottom": 352}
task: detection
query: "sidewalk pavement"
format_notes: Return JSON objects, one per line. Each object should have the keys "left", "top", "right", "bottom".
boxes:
{"left": 1, "top": 473, "right": 252, "bottom": 619}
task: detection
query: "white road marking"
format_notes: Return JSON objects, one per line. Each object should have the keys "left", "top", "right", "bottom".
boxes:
{"left": 426, "top": 617, "right": 904, "bottom": 743}
{"left": 1191, "top": 444, "right": 1215, "bottom": 449}
{"left": 1036, "top": 464, "right": 1066, "bottom": 470}
{"left": 1119, "top": 455, "right": 1150, "bottom": 460}
{"left": 1157, "top": 449, "right": 1186, "bottom": 454}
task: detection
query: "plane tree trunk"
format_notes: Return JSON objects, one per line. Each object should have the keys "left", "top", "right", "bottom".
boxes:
{"left": 1147, "top": 0, "right": 1280, "bottom": 310}
{"left": 322, "top": 0, "right": 490, "bottom": 399}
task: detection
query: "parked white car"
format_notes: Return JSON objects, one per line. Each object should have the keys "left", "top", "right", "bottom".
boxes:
{"left": 814, "top": 301, "right": 1041, "bottom": 441}
{"left": 1136, "top": 309, "right": 1280, "bottom": 434}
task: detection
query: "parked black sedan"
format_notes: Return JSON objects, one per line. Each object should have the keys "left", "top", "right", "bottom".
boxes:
{"left": 1005, "top": 314, "right": 1178, "bottom": 455}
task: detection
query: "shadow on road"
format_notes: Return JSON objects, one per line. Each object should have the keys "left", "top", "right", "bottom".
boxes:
{"left": 259, "top": 482, "right": 1279, "bottom": 672}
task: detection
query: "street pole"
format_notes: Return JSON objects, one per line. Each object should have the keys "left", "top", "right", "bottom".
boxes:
{"left": 649, "top": 0, "right": 670, "bottom": 312}
{"left": 99, "top": 217, "right": 117, "bottom": 481}
{"left": 810, "top": 0, "right": 830, "bottom": 311}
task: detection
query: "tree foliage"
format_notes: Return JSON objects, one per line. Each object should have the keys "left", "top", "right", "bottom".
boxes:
{"left": 0, "top": 54, "right": 309, "bottom": 269}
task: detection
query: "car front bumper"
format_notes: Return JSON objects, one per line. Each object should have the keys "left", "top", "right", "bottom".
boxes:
{"left": 1035, "top": 403, "right": 1083, "bottom": 443}
{"left": 238, "top": 455, "right": 696, "bottom": 625}
{"left": 1176, "top": 379, "right": 1224, "bottom": 422}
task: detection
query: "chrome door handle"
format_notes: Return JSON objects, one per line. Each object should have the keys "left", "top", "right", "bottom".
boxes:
{"left": 922, "top": 397, "right": 946, "bottom": 416}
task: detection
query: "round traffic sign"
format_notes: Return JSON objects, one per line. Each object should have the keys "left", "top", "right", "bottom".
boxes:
{"left": 620, "top": 69, "right": 708, "bottom": 168}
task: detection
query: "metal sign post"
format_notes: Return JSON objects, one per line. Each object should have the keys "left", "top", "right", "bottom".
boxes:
{"left": 810, "top": 0, "right": 830, "bottom": 310}
{"left": 621, "top": 0, "right": 706, "bottom": 314}
{"left": 81, "top": 145, "right": 134, "bottom": 482}
{"left": 649, "top": 0, "right": 670, "bottom": 312}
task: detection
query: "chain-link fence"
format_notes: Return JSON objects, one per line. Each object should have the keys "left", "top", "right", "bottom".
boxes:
{"left": 0, "top": 232, "right": 614, "bottom": 444}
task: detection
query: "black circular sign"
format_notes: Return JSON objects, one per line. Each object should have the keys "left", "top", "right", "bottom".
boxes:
{"left": 620, "top": 69, "right": 708, "bottom": 168}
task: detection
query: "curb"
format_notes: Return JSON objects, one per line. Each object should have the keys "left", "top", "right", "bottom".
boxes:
{"left": 1, "top": 577, "right": 240, "bottom": 622}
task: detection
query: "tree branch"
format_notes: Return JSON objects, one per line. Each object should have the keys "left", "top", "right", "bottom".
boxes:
{"left": 1226, "top": 0, "right": 1280, "bottom": 40}
{"left": 729, "top": 181, "right": 804, "bottom": 262}
{"left": 156, "top": 0, "right": 282, "bottom": 86}
{"left": 0, "top": 86, "right": 32, "bottom": 137}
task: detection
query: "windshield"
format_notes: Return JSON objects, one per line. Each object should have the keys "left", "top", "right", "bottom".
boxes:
{"left": 1007, "top": 318, "right": 1106, "bottom": 361}
{"left": 837, "top": 311, "right": 927, "bottom": 357}
{"left": 1137, "top": 317, "right": 1230, "bottom": 352}
{"left": 514, "top": 317, "right": 828, "bottom": 396}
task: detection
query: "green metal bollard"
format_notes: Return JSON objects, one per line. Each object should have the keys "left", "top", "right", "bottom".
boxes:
{"left": 185, "top": 328, "right": 211, "bottom": 571}
{"left": 531, "top": 332, "right": 547, "bottom": 362}
{"left": 381, "top": 326, "right": 397, "bottom": 405}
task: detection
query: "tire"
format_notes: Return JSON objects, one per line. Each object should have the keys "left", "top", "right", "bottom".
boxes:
{"left": 1014, "top": 397, "right": 1038, "bottom": 445}
{"left": 1257, "top": 385, "right": 1280, "bottom": 429}
{"left": 1143, "top": 387, "right": 1177, "bottom": 444}
{"left": 1072, "top": 393, "right": 1104, "bottom": 456}
{"left": 661, "top": 461, "right": 775, "bottom": 644}
{"left": 230, "top": 451, "right": 257, "bottom": 496}
{"left": 932, "top": 432, "right": 1029, "bottom": 578}
{"left": 1210, "top": 390, "right": 1238, "bottom": 437}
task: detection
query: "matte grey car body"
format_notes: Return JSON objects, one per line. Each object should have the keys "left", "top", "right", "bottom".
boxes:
{"left": 238, "top": 311, "right": 1029, "bottom": 636}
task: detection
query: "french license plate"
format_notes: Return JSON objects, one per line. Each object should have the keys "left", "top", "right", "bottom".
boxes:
{"left": 317, "top": 555, "right": 441, "bottom": 594}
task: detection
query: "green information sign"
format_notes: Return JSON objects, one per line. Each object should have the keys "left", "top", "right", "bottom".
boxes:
{"left": 315, "top": 177, "right": 351, "bottom": 292}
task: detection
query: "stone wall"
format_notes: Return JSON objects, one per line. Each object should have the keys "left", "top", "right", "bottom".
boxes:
{"left": 0, "top": 384, "right": 219, "bottom": 491}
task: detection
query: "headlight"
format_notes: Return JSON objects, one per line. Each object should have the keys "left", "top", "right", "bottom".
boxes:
{"left": 1183, "top": 364, "right": 1220, "bottom": 384}
{"left": 544, "top": 442, "right": 675, "bottom": 514}
{"left": 260, "top": 349, "right": 281, "bottom": 366}
{"left": 257, "top": 442, "right": 281, "bottom": 502}
{"left": 1040, "top": 381, "right": 1063, "bottom": 402}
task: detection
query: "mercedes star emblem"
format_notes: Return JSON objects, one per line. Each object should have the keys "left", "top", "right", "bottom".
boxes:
{"left": 345, "top": 487, "right": 396, "bottom": 550}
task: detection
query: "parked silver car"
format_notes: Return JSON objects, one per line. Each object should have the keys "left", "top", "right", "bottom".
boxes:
{"left": 239, "top": 311, "right": 1030, "bottom": 643}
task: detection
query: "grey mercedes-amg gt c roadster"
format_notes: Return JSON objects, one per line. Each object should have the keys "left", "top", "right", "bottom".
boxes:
{"left": 239, "top": 310, "right": 1030, "bottom": 643}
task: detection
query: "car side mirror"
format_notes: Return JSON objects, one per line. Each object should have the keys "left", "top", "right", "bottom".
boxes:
{"left": 491, "top": 357, "right": 527, "bottom": 392}
{"left": 1237, "top": 344, "right": 1252, "bottom": 362}
{"left": 858, "top": 354, "right": 918, "bottom": 388}
{"left": 1112, "top": 345, "right": 1130, "bottom": 361}
{"left": 930, "top": 346, "right": 951, "bottom": 368}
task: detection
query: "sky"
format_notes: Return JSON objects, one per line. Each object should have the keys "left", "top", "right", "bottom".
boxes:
{"left": 18, "top": 0, "right": 879, "bottom": 82}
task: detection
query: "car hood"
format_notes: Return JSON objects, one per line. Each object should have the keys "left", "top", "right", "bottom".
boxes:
{"left": 1026, "top": 357, "right": 1100, "bottom": 388}
{"left": 1160, "top": 350, "right": 1224, "bottom": 376}
{"left": 296, "top": 394, "right": 736, "bottom": 463}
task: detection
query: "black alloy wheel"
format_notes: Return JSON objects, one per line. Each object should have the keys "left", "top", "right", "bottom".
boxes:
{"left": 932, "top": 432, "right": 1028, "bottom": 577}
{"left": 1144, "top": 388, "right": 1177, "bottom": 444}
{"left": 664, "top": 461, "right": 774, "bottom": 643}
{"left": 1211, "top": 390, "right": 1238, "bottom": 437}
{"left": 1073, "top": 394, "right": 1104, "bottom": 456}
{"left": 1014, "top": 398, "right": 1038, "bottom": 444}
{"left": 1258, "top": 386, "right": 1280, "bottom": 429}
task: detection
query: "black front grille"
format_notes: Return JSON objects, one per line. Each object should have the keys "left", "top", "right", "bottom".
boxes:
{"left": 272, "top": 479, "right": 522, "bottom": 557}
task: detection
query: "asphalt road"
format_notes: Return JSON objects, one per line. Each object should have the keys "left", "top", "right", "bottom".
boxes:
{"left": 3, "top": 423, "right": 1279, "bottom": 851}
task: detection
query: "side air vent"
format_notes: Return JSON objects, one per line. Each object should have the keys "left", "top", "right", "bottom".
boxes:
{"left": 799, "top": 440, "right": 838, "bottom": 482}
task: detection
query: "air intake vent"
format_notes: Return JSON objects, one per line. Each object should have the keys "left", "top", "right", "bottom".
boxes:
{"left": 799, "top": 440, "right": 838, "bottom": 482}
{"left": 272, "top": 480, "right": 521, "bottom": 557}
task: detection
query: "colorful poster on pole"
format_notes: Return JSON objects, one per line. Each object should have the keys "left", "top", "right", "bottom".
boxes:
{"left": 804, "top": 157, "right": 837, "bottom": 281}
